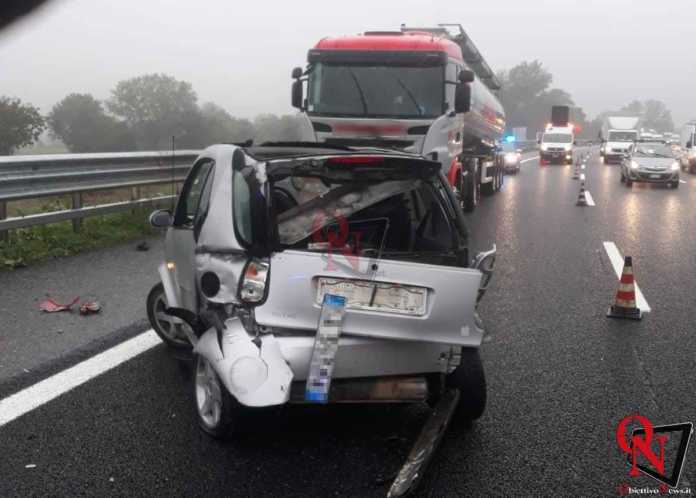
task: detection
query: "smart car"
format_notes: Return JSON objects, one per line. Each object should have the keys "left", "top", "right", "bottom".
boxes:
{"left": 146, "top": 143, "right": 495, "bottom": 437}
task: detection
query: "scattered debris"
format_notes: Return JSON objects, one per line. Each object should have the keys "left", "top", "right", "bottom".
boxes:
{"left": 79, "top": 301, "right": 101, "bottom": 316}
{"left": 136, "top": 241, "right": 150, "bottom": 251}
{"left": 25, "top": 464, "right": 37, "bottom": 469}
{"left": 109, "top": 477, "right": 115, "bottom": 483}
{"left": 39, "top": 297, "right": 79, "bottom": 313}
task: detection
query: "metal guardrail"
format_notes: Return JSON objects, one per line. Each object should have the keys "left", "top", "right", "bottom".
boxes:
{"left": 0, "top": 150, "right": 201, "bottom": 234}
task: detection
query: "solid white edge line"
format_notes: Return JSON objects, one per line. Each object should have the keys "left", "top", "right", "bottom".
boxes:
{"left": 584, "top": 191, "right": 595, "bottom": 206}
{"left": 521, "top": 156, "right": 539, "bottom": 163}
{"left": 0, "top": 330, "right": 160, "bottom": 428}
{"left": 602, "top": 242, "right": 651, "bottom": 313}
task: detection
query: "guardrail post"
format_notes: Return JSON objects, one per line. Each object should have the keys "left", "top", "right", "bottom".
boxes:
{"left": 131, "top": 187, "right": 141, "bottom": 214}
{"left": 71, "top": 193, "right": 82, "bottom": 233}
{"left": 0, "top": 201, "right": 7, "bottom": 242}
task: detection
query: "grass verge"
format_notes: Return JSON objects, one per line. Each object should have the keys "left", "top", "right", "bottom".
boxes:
{"left": 0, "top": 209, "right": 155, "bottom": 270}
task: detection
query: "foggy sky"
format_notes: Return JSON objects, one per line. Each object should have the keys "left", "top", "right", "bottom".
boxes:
{"left": 1, "top": 0, "right": 695, "bottom": 125}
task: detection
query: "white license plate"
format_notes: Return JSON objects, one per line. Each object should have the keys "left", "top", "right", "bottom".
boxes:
{"left": 316, "top": 278, "right": 427, "bottom": 316}
{"left": 650, "top": 174, "right": 661, "bottom": 179}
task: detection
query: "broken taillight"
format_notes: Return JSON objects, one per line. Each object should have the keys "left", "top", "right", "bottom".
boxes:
{"left": 239, "top": 259, "right": 270, "bottom": 304}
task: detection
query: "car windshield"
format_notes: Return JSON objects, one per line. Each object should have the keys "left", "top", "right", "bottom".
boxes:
{"left": 307, "top": 62, "right": 444, "bottom": 118}
{"left": 633, "top": 144, "right": 674, "bottom": 157}
{"left": 608, "top": 131, "right": 637, "bottom": 141}
{"left": 542, "top": 133, "right": 572, "bottom": 143}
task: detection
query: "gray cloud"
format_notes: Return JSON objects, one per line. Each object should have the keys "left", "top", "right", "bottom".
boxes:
{"left": 1, "top": 0, "right": 694, "bottom": 125}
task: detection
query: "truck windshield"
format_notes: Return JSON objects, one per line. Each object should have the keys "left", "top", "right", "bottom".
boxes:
{"left": 608, "top": 131, "right": 637, "bottom": 142}
{"left": 542, "top": 133, "right": 572, "bottom": 143}
{"left": 307, "top": 62, "right": 444, "bottom": 119}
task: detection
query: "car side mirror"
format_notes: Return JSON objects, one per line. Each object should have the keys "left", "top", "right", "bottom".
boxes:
{"left": 472, "top": 244, "right": 496, "bottom": 303}
{"left": 291, "top": 79, "right": 303, "bottom": 110}
{"left": 149, "top": 209, "right": 173, "bottom": 228}
{"left": 458, "top": 69, "right": 475, "bottom": 83}
{"left": 454, "top": 83, "right": 471, "bottom": 113}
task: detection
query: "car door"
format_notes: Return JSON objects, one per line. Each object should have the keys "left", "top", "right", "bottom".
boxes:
{"left": 166, "top": 157, "right": 215, "bottom": 311}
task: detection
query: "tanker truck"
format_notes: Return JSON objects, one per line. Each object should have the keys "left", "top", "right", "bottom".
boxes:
{"left": 290, "top": 23, "right": 506, "bottom": 212}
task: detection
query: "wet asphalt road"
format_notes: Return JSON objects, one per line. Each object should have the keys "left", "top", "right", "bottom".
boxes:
{"left": 1, "top": 148, "right": 695, "bottom": 497}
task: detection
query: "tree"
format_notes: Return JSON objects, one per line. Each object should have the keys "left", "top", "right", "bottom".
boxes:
{"left": 497, "top": 61, "right": 587, "bottom": 139}
{"left": 48, "top": 93, "right": 135, "bottom": 152}
{"left": 0, "top": 96, "right": 45, "bottom": 155}
{"left": 107, "top": 74, "right": 199, "bottom": 149}
{"left": 198, "top": 102, "right": 255, "bottom": 145}
{"left": 252, "top": 113, "right": 307, "bottom": 143}
{"left": 631, "top": 100, "right": 673, "bottom": 132}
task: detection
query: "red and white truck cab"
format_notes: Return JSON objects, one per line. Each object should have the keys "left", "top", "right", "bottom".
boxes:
{"left": 290, "top": 24, "right": 506, "bottom": 212}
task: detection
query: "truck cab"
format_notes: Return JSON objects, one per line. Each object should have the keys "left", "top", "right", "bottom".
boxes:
{"left": 539, "top": 126, "right": 574, "bottom": 165}
{"left": 290, "top": 24, "right": 505, "bottom": 212}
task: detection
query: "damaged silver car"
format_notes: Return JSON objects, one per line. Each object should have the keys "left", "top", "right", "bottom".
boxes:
{"left": 146, "top": 143, "right": 495, "bottom": 437}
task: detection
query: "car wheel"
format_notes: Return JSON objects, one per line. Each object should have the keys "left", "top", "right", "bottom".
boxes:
{"left": 146, "top": 283, "right": 193, "bottom": 349}
{"left": 446, "top": 347, "right": 486, "bottom": 422}
{"left": 194, "top": 354, "right": 248, "bottom": 438}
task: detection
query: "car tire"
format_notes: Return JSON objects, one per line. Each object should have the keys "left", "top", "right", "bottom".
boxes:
{"left": 194, "top": 354, "right": 249, "bottom": 439}
{"left": 446, "top": 347, "right": 486, "bottom": 421}
{"left": 147, "top": 282, "right": 193, "bottom": 349}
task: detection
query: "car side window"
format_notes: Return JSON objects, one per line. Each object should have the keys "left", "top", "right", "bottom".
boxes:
{"left": 173, "top": 159, "right": 215, "bottom": 228}
{"left": 233, "top": 169, "right": 253, "bottom": 245}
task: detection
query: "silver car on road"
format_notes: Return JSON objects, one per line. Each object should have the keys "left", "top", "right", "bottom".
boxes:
{"left": 620, "top": 142, "right": 680, "bottom": 188}
{"left": 147, "top": 143, "right": 495, "bottom": 437}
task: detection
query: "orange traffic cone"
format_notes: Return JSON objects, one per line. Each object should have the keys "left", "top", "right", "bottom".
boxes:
{"left": 607, "top": 256, "right": 642, "bottom": 320}
{"left": 576, "top": 181, "right": 588, "bottom": 206}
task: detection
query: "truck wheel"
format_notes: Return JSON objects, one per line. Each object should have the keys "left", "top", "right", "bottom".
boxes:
{"left": 147, "top": 283, "right": 192, "bottom": 349}
{"left": 446, "top": 347, "right": 486, "bottom": 421}
{"left": 194, "top": 354, "right": 247, "bottom": 438}
{"left": 481, "top": 179, "right": 494, "bottom": 196}
{"left": 462, "top": 160, "right": 479, "bottom": 212}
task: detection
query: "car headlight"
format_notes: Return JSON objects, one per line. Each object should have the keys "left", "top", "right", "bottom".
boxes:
{"left": 630, "top": 160, "right": 640, "bottom": 170}
{"left": 540, "top": 144, "right": 548, "bottom": 151}
{"left": 504, "top": 153, "right": 517, "bottom": 163}
{"left": 671, "top": 161, "right": 679, "bottom": 171}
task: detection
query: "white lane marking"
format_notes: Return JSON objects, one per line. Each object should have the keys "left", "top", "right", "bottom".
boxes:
{"left": 521, "top": 156, "right": 539, "bottom": 163}
{"left": 581, "top": 164, "right": 586, "bottom": 170}
{"left": 584, "top": 191, "right": 595, "bottom": 206}
{"left": 580, "top": 173, "right": 586, "bottom": 181}
{"left": 0, "top": 330, "right": 160, "bottom": 428}
{"left": 602, "top": 242, "right": 651, "bottom": 313}
{"left": 680, "top": 180, "right": 687, "bottom": 184}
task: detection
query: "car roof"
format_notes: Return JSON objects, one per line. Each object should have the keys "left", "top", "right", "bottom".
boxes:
{"left": 244, "top": 142, "right": 424, "bottom": 161}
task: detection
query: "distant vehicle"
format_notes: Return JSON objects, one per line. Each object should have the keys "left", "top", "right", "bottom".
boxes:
{"left": 600, "top": 116, "right": 640, "bottom": 164}
{"left": 290, "top": 23, "right": 506, "bottom": 213}
{"left": 620, "top": 141, "right": 680, "bottom": 188}
{"left": 539, "top": 126, "right": 574, "bottom": 165}
{"left": 501, "top": 142, "right": 521, "bottom": 173}
{"left": 679, "top": 121, "right": 696, "bottom": 173}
